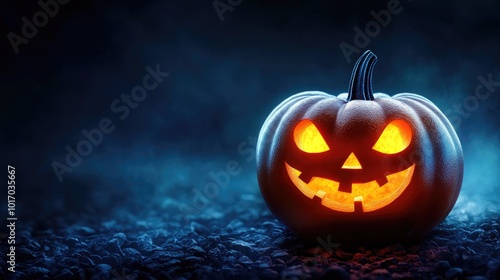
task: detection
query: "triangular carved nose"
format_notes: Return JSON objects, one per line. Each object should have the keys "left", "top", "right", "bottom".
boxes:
{"left": 342, "top": 152, "right": 362, "bottom": 169}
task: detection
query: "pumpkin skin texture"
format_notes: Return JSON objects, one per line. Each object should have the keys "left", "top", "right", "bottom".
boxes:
{"left": 256, "top": 51, "right": 463, "bottom": 242}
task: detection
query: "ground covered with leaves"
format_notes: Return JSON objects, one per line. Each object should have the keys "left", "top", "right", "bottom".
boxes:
{"left": 1, "top": 195, "right": 500, "bottom": 279}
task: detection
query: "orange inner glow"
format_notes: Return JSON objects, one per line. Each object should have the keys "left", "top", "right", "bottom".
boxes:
{"left": 372, "top": 120, "right": 412, "bottom": 154}
{"left": 342, "top": 152, "right": 362, "bottom": 169}
{"left": 285, "top": 162, "right": 415, "bottom": 212}
{"left": 293, "top": 119, "right": 329, "bottom": 153}
{"left": 288, "top": 119, "right": 414, "bottom": 212}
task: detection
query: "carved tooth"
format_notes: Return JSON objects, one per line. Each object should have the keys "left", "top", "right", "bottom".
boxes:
{"left": 354, "top": 196, "right": 363, "bottom": 212}
{"left": 298, "top": 172, "right": 313, "bottom": 184}
{"left": 338, "top": 181, "right": 352, "bottom": 193}
{"left": 376, "top": 176, "right": 389, "bottom": 187}
{"left": 312, "top": 190, "right": 327, "bottom": 203}
{"left": 315, "top": 190, "right": 326, "bottom": 199}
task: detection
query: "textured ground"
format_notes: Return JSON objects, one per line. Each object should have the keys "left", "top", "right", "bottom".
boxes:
{"left": 1, "top": 195, "right": 500, "bottom": 280}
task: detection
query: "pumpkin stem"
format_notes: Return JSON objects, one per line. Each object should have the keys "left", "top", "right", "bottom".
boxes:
{"left": 347, "top": 50, "right": 378, "bottom": 101}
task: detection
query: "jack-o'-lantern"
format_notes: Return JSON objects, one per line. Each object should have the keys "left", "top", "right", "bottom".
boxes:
{"left": 256, "top": 51, "right": 463, "bottom": 242}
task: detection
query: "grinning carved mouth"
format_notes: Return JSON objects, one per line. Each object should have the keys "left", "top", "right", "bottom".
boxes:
{"left": 285, "top": 162, "right": 416, "bottom": 213}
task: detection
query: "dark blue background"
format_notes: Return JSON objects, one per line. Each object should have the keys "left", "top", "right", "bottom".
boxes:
{"left": 1, "top": 0, "right": 499, "bottom": 226}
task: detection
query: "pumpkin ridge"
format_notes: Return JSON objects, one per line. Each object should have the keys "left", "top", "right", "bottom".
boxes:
{"left": 396, "top": 97, "right": 463, "bottom": 217}
{"left": 396, "top": 94, "right": 461, "bottom": 146}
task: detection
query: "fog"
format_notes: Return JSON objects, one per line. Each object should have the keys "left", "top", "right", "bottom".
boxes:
{"left": 1, "top": 0, "right": 499, "bottom": 224}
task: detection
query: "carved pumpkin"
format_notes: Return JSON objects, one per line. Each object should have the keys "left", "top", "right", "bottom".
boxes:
{"left": 256, "top": 51, "right": 463, "bottom": 242}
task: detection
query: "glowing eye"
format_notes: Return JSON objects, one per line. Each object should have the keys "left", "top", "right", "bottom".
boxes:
{"left": 294, "top": 119, "right": 330, "bottom": 153}
{"left": 372, "top": 120, "right": 412, "bottom": 154}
